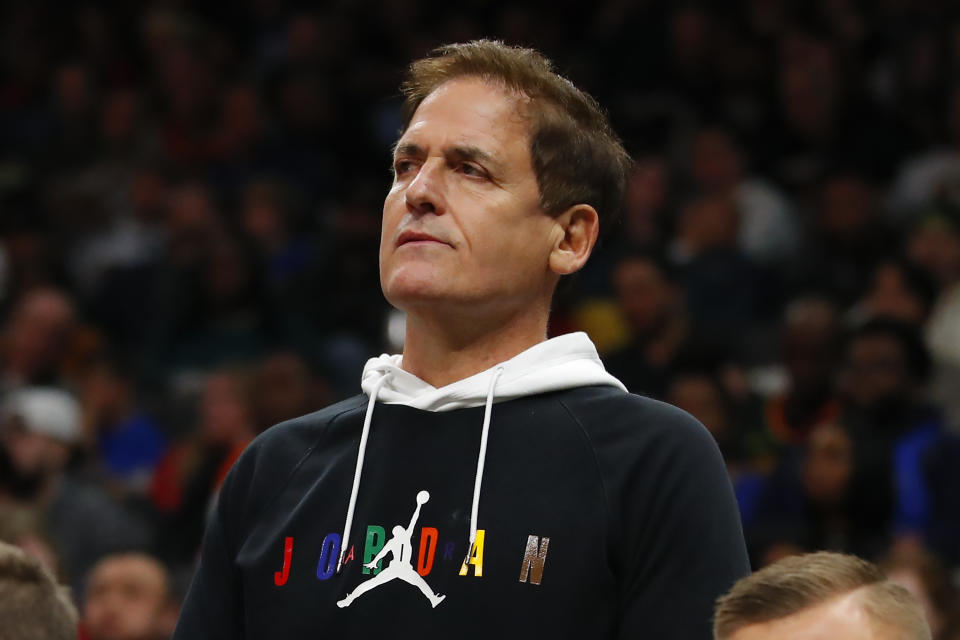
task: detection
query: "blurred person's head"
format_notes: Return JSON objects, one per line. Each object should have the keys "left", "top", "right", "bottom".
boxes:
{"left": 218, "top": 85, "right": 262, "bottom": 153}
{"left": 907, "top": 212, "right": 960, "bottom": 289}
{"left": 622, "top": 157, "right": 669, "bottom": 246}
{"left": 714, "top": 551, "right": 931, "bottom": 640}
{"left": 80, "top": 359, "right": 133, "bottom": 428}
{"left": 0, "top": 388, "right": 81, "bottom": 500}
{"left": 128, "top": 168, "right": 167, "bottom": 225}
{"left": 101, "top": 89, "right": 142, "bottom": 148}
{"left": 779, "top": 38, "right": 840, "bottom": 139}
{"left": 691, "top": 126, "right": 744, "bottom": 194}
{"left": 802, "top": 421, "right": 854, "bottom": 510}
{"left": 817, "top": 173, "right": 877, "bottom": 241}
{"left": 676, "top": 195, "right": 740, "bottom": 255}
{"left": 670, "top": 6, "right": 712, "bottom": 67}
{"left": 83, "top": 552, "right": 177, "bottom": 640}
{"left": 54, "top": 62, "right": 94, "bottom": 118}
{"left": 164, "top": 183, "right": 222, "bottom": 267}
{"left": 200, "top": 369, "right": 255, "bottom": 447}
{"left": 0, "top": 540, "right": 77, "bottom": 640}
{"left": 3, "top": 288, "right": 76, "bottom": 384}
{"left": 277, "top": 69, "right": 335, "bottom": 134}
{"left": 858, "top": 259, "right": 938, "bottom": 325}
{"left": 666, "top": 369, "right": 734, "bottom": 447}
{"left": 202, "top": 236, "right": 258, "bottom": 311}
{"left": 781, "top": 297, "right": 840, "bottom": 397}
{"left": 612, "top": 253, "right": 678, "bottom": 340}
{"left": 882, "top": 547, "right": 960, "bottom": 640}
{"left": 840, "top": 318, "right": 932, "bottom": 414}
{"left": 253, "top": 351, "right": 319, "bottom": 430}
{"left": 241, "top": 180, "right": 292, "bottom": 253}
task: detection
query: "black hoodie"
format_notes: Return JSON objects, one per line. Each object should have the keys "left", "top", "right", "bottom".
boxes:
{"left": 173, "top": 335, "right": 748, "bottom": 639}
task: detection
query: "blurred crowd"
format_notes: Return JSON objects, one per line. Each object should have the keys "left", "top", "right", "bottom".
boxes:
{"left": 1, "top": 0, "right": 960, "bottom": 638}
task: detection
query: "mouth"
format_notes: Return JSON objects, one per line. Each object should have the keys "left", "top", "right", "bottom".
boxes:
{"left": 396, "top": 230, "right": 450, "bottom": 247}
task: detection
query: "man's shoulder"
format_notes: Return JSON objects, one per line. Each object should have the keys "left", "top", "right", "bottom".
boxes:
{"left": 260, "top": 395, "right": 368, "bottom": 443}
{"left": 557, "top": 386, "right": 711, "bottom": 444}
{"left": 234, "top": 395, "right": 367, "bottom": 476}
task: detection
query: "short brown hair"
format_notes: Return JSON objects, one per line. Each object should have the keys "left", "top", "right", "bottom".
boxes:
{"left": 400, "top": 40, "right": 632, "bottom": 231}
{"left": 0, "top": 541, "right": 77, "bottom": 640}
{"left": 714, "top": 552, "right": 930, "bottom": 640}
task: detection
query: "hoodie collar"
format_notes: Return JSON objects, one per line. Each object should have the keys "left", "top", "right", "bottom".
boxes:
{"left": 360, "top": 331, "right": 625, "bottom": 411}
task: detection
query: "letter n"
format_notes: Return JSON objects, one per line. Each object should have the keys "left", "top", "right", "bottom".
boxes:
{"left": 518, "top": 535, "right": 550, "bottom": 585}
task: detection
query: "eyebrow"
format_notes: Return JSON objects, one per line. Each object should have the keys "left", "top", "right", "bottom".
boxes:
{"left": 392, "top": 142, "right": 502, "bottom": 174}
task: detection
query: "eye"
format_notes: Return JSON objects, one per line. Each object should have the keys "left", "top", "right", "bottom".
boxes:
{"left": 459, "top": 162, "right": 486, "bottom": 178}
{"left": 393, "top": 159, "right": 417, "bottom": 177}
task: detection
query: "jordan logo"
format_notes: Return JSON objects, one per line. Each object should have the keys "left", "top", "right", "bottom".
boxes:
{"left": 337, "top": 491, "right": 446, "bottom": 608}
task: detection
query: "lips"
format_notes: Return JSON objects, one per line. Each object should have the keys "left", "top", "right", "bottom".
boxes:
{"left": 396, "top": 230, "right": 450, "bottom": 247}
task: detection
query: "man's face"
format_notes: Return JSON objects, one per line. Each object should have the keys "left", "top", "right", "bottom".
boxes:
{"left": 841, "top": 335, "right": 910, "bottom": 410}
{"left": 728, "top": 590, "right": 880, "bottom": 640}
{"left": 83, "top": 555, "right": 172, "bottom": 640}
{"left": 380, "top": 77, "right": 558, "bottom": 315}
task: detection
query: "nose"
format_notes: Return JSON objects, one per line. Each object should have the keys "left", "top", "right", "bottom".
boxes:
{"left": 404, "top": 158, "right": 445, "bottom": 216}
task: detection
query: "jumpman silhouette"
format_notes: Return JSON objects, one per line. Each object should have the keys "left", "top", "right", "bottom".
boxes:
{"left": 337, "top": 491, "right": 446, "bottom": 608}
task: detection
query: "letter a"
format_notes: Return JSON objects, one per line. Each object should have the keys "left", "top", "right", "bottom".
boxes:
{"left": 458, "top": 529, "right": 485, "bottom": 577}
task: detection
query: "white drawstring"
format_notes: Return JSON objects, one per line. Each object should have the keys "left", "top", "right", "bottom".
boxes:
{"left": 337, "top": 374, "right": 388, "bottom": 574}
{"left": 464, "top": 366, "right": 504, "bottom": 565}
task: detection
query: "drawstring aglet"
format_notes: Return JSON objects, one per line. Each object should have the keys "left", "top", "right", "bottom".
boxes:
{"left": 335, "top": 549, "right": 346, "bottom": 575}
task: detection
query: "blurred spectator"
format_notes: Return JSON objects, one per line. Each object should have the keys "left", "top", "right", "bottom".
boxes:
{"left": 665, "top": 366, "right": 745, "bottom": 472}
{"left": 743, "top": 297, "right": 843, "bottom": 472}
{"left": 882, "top": 547, "right": 960, "bottom": 640}
{"left": 252, "top": 350, "right": 327, "bottom": 431}
{"left": 670, "top": 195, "right": 763, "bottom": 354}
{"left": 689, "top": 125, "right": 798, "bottom": 265}
{"left": 908, "top": 211, "right": 960, "bottom": 432}
{"left": 795, "top": 172, "right": 895, "bottom": 306}
{"left": 82, "top": 552, "right": 179, "bottom": 640}
{"left": 0, "top": 288, "right": 76, "bottom": 390}
{"left": 840, "top": 319, "right": 960, "bottom": 563}
{"left": 151, "top": 368, "right": 255, "bottom": 564}
{"left": 240, "top": 179, "right": 313, "bottom": 288}
{"left": 747, "top": 420, "right": 894, "bottom": 566}
{"left": 620, "top": 157, "right": 671, "bottom": 251}
{"left": 80, "top": 358, "right": 166, "bottom": 496}
{"left": 603, "top": 252, "right": 687, "bottom": 398}
{"left": 0, "top": 540, "right": 77, "bottom": 640}
{"left": 848, "top": 257, "right": 939, "bottom": 327}
{"left": 889, "top": 84, "right": 960, "bottom": 217}
{"left": 0, "top": 387, "right": 153, "bottom": 594}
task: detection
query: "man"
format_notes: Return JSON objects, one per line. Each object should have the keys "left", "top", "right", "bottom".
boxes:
{"left": 714, "top": 551, "right": 931, "bottom": 639}
{"left": 0, "top": 540, "right": 77, "bottom": 640}
{"left": 0, "top": 387, "right": 153, "bottom": 595}
{"left": 82, "top": 552, "right": 179, "bottom": 640}
{"left": 174, "top": 40, "right": 748, "bottom": 639}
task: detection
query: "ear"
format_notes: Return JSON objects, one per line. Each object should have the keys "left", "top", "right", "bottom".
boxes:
{"left": 548, "top": 204, "right": 599, "bottom": 275}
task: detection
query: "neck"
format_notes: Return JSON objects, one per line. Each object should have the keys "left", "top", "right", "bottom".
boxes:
{"left": 401, "top": 304, "right": 550, "bottom": 387}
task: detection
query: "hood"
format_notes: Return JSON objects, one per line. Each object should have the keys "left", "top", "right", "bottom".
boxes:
{"left": 360, "top": 331, "right": 625, "bottom": 411}
{"left": 335, "top": 331, "right": 624, "bottom": 579}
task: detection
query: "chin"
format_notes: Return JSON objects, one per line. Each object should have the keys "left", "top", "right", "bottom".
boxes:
{"left": 381, "top": 268, "right": 455, "bottom": 309}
